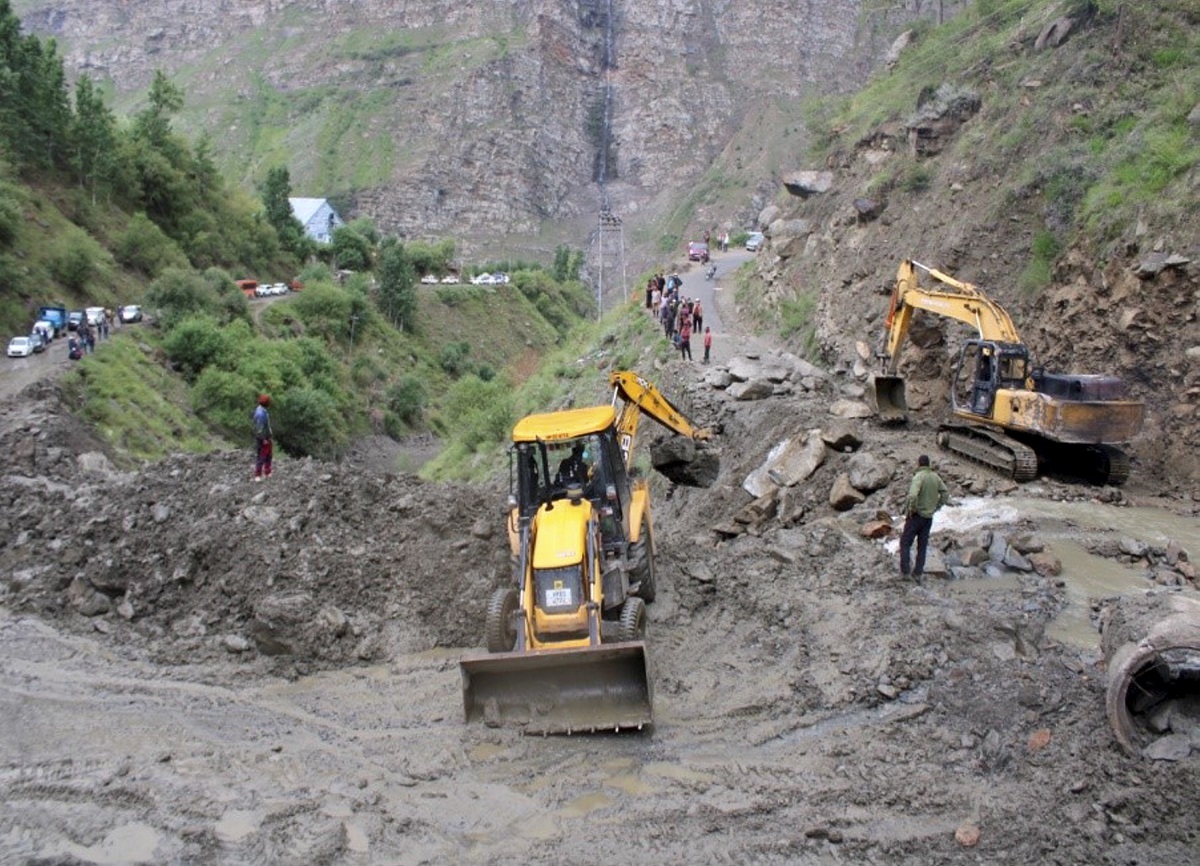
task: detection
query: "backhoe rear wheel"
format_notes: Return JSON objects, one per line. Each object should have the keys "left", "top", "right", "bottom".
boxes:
{"left": 485, "top": 587, "right": 518, "bottom": 653}
{"left": 628, "top": 518, "right": 657, "bottom": 603}
{"left": 617, "top": 596, "right": 647, "bottom": 642}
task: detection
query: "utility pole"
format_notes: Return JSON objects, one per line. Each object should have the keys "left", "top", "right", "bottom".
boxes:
{"left": 595, "top": 207, "right": 626, "bottom": 320}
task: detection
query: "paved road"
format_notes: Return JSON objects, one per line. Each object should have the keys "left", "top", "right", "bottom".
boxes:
{"left": 649, "top": 247, "right": 769, "bottom": 365}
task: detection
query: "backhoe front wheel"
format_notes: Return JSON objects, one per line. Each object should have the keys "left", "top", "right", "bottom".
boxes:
{"left": 627, "top": 518, "right": 657, "bottom": 603}
{"left": 617, "top": 596, "right": 647, "bottom": 642}
{"left": 485, "top": 587, "right": 518, "bottom": 653}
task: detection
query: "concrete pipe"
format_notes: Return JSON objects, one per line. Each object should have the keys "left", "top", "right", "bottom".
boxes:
{"left": 1103, "top": 592, "right": 1200, "bottom": 757}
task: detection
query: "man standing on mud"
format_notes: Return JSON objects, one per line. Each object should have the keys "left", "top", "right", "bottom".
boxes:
{"left": 899, "top": 454, "right": 949, "bottom": 578}
{"left": 253, "top": 394, "right": 274, "bottom": 481}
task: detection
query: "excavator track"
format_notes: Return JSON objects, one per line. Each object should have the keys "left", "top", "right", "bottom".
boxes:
{"left": 937, "top": 423, "right": 1039, "bottom": 482}
{"left": 1098, "top": 446, "right": 1131, "bottom": 486}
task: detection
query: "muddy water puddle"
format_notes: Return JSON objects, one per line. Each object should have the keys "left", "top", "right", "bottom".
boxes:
{"left": 939, "top": 495, "right": 1197, "bottom": 649}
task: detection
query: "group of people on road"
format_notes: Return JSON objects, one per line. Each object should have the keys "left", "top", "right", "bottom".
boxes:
{"left": 703, "top": 229, "right": 730, "bottom": 253}
{"left": 644, "top": 273, "right": 712, "bottom": 364}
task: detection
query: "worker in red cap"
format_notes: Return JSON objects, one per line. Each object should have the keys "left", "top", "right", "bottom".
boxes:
{"left": 252, "top": 394, "right": 274, "bottom": 481}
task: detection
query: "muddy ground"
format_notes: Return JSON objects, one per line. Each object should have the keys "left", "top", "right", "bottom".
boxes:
{"left": 1, "top": 278, "right": 1198, "bottom": 864}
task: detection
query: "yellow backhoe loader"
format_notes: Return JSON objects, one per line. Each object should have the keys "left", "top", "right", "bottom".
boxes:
{"left": 460, "top": 371, "right": 710, "bottom": 734}
{"left": 872, "top": 259, "right": 1143, "bottom": 485}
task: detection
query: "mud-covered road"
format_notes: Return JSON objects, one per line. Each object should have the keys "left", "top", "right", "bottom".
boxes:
{"left": 1, "top": 269, "right": 1198, "bottom": 864}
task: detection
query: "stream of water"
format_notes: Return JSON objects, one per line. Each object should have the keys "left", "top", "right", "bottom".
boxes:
{"left": 937, "top": 494, "right": 1198, "bottom": 649}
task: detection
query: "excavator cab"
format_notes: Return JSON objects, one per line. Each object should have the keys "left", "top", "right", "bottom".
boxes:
{"left": 951, "top": 340, "right": 1030, "bottom": 417}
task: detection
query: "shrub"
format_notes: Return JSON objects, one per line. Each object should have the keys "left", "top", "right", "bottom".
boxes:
{"left": 117, "top": 212, "right": 189, "bottom": 276}
{"left": 191, "top": 366, "right": 258, "bottom": 438}
{"left": 49, "top": 241, "right": 96, "bottom": 292}
{"left": 439, "top": 340, "right": 472, "bottom": 376}
{"left": 274, "top": 386, "right": 349, "bottom": 459}
{"left": 441, "top": 375, "right": 513, "bottom": 452}
{"left": 385, "top": 375, "right": 426, "bottom": 432}
{"left": 163, "top": 315, "right": 241, "bottom": 381}
{"left": 290, "top": 282, "right": 356, "bottom": 342}
{"left": 0, "top": 178, "right": 25, "bottom": 246}
{"left": 145, "top": 268, "right": 221, "bottom": 330}
{"left": 899, "top": 164, "right": 933, "bottom": 193}
{"left": 1019, "top": 231, "right": 1062, "bottom": 295}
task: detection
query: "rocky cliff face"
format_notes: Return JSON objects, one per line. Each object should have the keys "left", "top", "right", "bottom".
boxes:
{"left": 12, "top": 0, "right": 950, "bottom": 261}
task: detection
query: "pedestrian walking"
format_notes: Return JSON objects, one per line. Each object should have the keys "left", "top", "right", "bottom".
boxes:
{"left": 692, "top": 299, "right": 703, "bottom": 334}
{"left": 703, "top": 326, "right": 712, "bottom": 363}
{"left": 252, "top": 394, "right": 274, "bottom": 481}
{"left": 899, "top": 455, "right": 950, "bottom": 578}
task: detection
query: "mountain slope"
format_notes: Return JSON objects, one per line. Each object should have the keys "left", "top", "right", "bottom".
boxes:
{"left": 739, "top": 0, "right": 1200, "bottom": 489}
{"left": 12, "top": 0, "right": 958, "bottom": 262}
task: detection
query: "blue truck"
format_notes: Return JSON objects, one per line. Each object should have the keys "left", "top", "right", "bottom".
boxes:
{"left": 37, "top": 304, "right": 68, "bottom": 337}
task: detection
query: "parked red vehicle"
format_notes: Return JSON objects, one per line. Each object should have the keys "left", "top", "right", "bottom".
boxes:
{"left": 687, "top": 242, "right": 709, "bottom": 262}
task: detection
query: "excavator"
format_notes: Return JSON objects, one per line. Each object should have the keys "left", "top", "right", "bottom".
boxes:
{"left": 459, "top": 371, "right": 711, "bottom": 734}
{"left": 872, "top": 259, "right": 1143, "bottom": 485}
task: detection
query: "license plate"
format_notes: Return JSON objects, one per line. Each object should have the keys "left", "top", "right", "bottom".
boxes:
{"left": 545, "top": 588, "right": 573, "bottom": 607}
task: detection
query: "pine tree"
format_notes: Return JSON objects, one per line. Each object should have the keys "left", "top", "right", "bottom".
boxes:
{"left": 70, "top": 74, "right": 117, "bottom": 201}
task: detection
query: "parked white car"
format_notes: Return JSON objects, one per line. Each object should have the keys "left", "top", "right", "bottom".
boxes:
{"left": 86, "top": 306, "right": 107, "bottom": 325}
{"left": 7, "top": 336, "right": 34, "bottom": 358}
{"left": 470, "top": 273, "right": 493, "bottom": 285}
{"left": 119, "top": 305, "right": 143, "bottom": 324}
{"left": 441, "top": 275, "right": 460, "bottom": 284}
{"left": 420, "top": 274, "right": 439, "bottom": 285}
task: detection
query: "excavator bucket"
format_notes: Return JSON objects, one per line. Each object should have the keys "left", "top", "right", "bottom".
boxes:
{"left": 460, "top": 642, "right": 653, "bottom": 735}
{"left": 871, "top": 374, "right": 909, "bottom": 424}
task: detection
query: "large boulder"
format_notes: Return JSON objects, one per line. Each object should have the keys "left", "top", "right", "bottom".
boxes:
{"left": 847, "top": 452, "right": 894, "bottom": 492}
{"left": 756, "top": 205, "right": 780, "bottom": 230}
{"left": 829, "top": 473, "right": 866, "bottom": 511}
{"left": 782, "top": 171, "right": 834, "bottom": 198}
{"left": 829, "top": 399, "right": 874, "bottom": 419}
{"left": 727, "top": 380, "right": 774, "bottom": 401}
{"left": 820, "top": 420, "right": 863, "bottom": 452}
{"left": 743, "top": 433, "right": 827, "bottom": 498}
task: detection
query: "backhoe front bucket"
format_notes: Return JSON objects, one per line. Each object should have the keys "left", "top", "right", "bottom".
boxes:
{"left": 460, "top": 642, "right": 653, "bottom": 735}
{"left": 871, "top": 374, "right": 909, "bottom": 423}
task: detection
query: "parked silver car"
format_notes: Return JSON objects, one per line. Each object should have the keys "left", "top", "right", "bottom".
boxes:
{"left": 7, "top": 336, "right": 34, "bottom": 357}
{"left": 745, "top": 231, "right": 765, "bottom": 252}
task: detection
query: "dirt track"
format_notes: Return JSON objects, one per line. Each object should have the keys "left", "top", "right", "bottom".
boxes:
{"left": 1, "top": 274, "right": 1198, "bottom": 864}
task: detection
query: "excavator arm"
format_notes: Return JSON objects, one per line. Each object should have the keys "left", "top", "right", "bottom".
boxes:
{"left": 881, "top": 259, "right": 1022, "bottom": 373}
{"left": 609, "top": 371, "right": 710, "bottom": 469}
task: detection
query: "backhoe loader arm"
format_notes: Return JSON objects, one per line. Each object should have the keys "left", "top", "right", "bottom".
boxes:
{"left": 881, "top": 259, "right": 1023, "bottom": 373}
{"left": 609, "top": 371, "right": 710, "bottom": 469}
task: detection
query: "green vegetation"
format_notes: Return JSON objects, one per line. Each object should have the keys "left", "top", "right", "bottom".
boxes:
{"left": 1019, "top": 231, "right": 1062, "bottom": 295}
{"left": 813, "top": 0, "right": 1200, "bottom": 287}
{"left": 422, "top": 295, "right": 672, "bottom": 483}
{"left": 779, "top": 292, "right": 820, "bottom": 358}
{"left": 0, "top": 1, "right": 597, "bottom": 476}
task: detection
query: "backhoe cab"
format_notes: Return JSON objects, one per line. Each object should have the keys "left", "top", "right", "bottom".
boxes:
{"left": 460, "top": 372, "right": 708, "bottom": 734}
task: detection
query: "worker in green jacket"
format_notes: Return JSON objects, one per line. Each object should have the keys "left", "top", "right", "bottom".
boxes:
{"left": 899, "top": 454, "right": 950, "bottom": 578}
